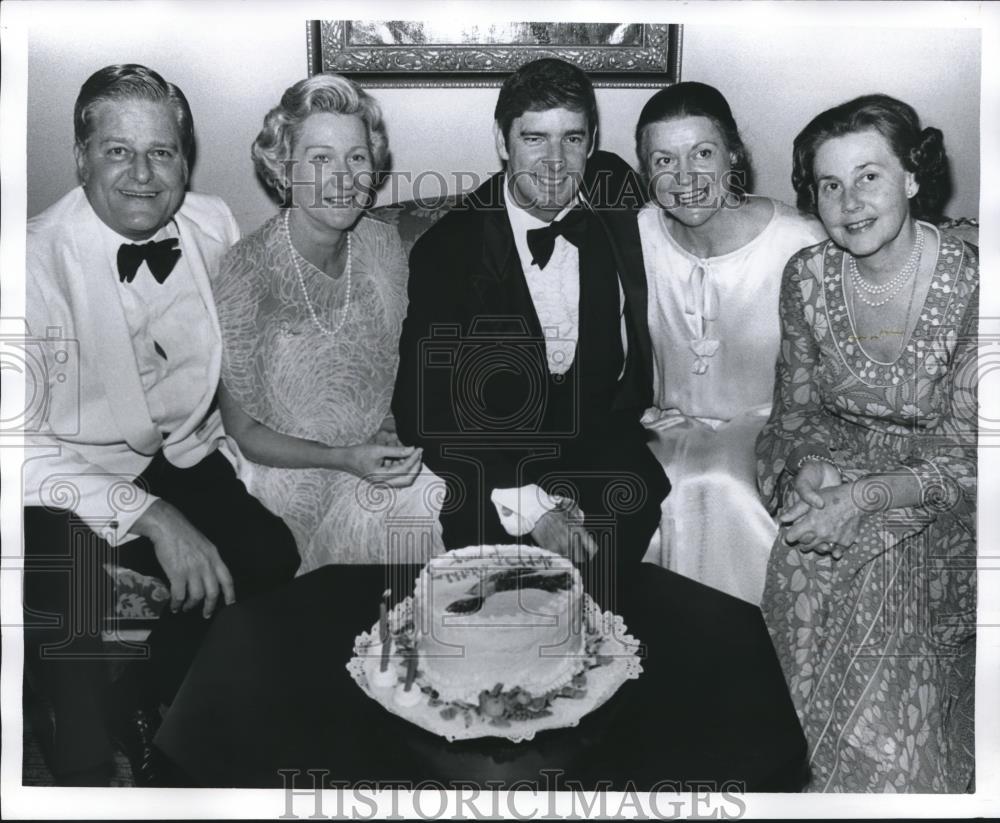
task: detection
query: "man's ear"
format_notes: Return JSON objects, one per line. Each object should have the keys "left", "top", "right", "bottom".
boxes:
{"left": 494, "top": 122, "right": 509, "bottom": 162}
{"left": 587, "top": 128, "right": 597, "bottom": 159}
{"left": 74, "top": 143, "right": 89, "bottom": 186}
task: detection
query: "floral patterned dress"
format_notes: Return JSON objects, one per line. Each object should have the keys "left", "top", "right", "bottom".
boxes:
{"left": 755, "top": 227, "right": 977, "bottom": 792}
{"left": 214, "top": 212, "right": 444, "bottom": 569}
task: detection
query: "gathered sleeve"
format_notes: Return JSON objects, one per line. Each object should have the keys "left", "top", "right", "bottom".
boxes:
{"left": 755, "top": 246, "right": 834, "bottom": 513}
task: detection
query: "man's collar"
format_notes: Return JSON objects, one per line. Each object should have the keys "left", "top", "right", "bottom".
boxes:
{"left": 90, "top": 210, "right": 179, "bottom": 246}
{"left": 91, "top": 214, "right": 178, "bottom": 263}
{"left": 503, "top": 176, "right": 579, "bottom": 233}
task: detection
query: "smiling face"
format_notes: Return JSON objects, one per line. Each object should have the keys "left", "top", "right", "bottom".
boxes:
{"left": 286, "top": 111, "right": 374, "bottom": 236}
{"left": 75, "top": 99, "right": 188, "bottom": 240}
{"left": 642, "top": 115, "right": 735, "bottom": 229}
{"left": 812, "top": 128, "right": 917, "bottom": 262}
{"left": 496, "top": 107, "right": 594, "bottom": 222}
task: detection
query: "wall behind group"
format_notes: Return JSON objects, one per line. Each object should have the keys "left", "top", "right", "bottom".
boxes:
{"left": 27, "top": 12, "right": 981, "bottom": 233}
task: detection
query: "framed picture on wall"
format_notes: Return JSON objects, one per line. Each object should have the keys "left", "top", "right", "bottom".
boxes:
{"left": 307, "top": 20, "right": 682, "bottom": 88}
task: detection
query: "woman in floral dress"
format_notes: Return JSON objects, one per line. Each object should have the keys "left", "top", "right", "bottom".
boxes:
{"left": 214, "top": 74, "right": 444, "bottom": 570}
{"left": 756, "top": 94, "right": 977, "bottom": 791}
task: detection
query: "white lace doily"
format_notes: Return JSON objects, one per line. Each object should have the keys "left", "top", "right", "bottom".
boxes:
{"left": 346, "top": 595, "right": 642, "bottom": 743}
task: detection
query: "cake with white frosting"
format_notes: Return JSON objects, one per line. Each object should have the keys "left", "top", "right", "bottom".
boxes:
{"left": 413, "top": 545, "right": 585, "bottom": 704}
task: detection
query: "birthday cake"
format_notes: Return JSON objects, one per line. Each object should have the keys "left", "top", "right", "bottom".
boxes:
{"left": 350, "top": 544, "right": 643, "bottom": 740}
{"left": 413, "top": 545, "right": 585, "bottom": 704}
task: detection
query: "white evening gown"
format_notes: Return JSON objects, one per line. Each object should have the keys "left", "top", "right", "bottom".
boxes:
{"left": 639, "top": 198, "right": 826, "bottom": 603}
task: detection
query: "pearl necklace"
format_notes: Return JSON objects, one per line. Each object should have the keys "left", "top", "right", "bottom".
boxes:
{"left": 282, "top": 209, "right": 352, "bottom": 336}
{"left": 848, "top": 224, "right": 924, "bottom": 308}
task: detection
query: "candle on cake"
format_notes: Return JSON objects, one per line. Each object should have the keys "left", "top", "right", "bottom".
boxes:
{"left": 371, "top": 588, "right": 396, "bottom": 689}
{"left": 393, "top": 649, "right": 421, "bottom": 706}
{"left": 379, "top": 588, "right": 391, "bottom": 672}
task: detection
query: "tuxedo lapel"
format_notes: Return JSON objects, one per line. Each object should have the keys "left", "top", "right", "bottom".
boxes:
{"left": 478, "top": 205, "right": 517, "bottom": 303}
{"left": 174, "top": 209, "right": 222, "bottom": 335}
{"left": 70, "top": 200, "right": 161, "bottom": 455}
{"left": 476, "top": 176, "right": 544, "bottom": 338}
{"left": 165, "top": 208, "right": 224, "bottom": 445}
{"left": 584, "top": 202, "right": 653, "bottom": 410}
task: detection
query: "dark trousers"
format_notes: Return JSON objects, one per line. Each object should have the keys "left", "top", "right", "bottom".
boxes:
{"left": 22, "top": 449, "right": 300, "bottom": 775}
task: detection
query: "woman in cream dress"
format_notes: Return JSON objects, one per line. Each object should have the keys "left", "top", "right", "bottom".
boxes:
{"left": 636, "top": 83, "right": 825, "bottom": 603}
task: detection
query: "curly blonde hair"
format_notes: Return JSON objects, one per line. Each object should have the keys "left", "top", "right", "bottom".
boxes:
{"left": 252, "top": 73, "right": 389, "bottom": 202}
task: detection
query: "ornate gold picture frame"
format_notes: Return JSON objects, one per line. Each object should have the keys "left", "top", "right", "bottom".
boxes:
{"left": 307, "top": 20, "right": 682, "bottom": 88}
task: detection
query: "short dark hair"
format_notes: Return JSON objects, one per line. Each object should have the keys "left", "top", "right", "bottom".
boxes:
{"left": 792, "top": 93, "right": 949, "bottom": 222}
{"left": 634, "top": 82, "right": 752, "bottom": 196}
{"left": 494, "top": 58, "right": 598, "bottom": 146}
{"left": 74, "top": 64, "right": 195, "bottom": 166}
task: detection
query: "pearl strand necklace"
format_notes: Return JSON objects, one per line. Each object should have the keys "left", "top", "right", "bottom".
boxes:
{"left": 282, "top": 209, "right": 352, "bottom": 336}
{"left": 848, "top": 224, "right": 924, "bottom": 308}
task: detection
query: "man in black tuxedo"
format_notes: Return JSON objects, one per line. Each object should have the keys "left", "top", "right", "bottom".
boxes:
{"left": 393, "top": 58, "right": 668, "bottom": 603}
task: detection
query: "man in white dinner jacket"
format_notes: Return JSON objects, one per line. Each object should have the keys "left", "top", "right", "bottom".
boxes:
{"left": 21, "top": 64, "right": 299, "bottom": 786}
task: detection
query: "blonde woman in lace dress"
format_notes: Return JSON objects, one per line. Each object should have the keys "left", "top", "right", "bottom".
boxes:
{"left": 635, "top": 83, "right": 825, "bottom": 603}
{"left": 213, "top": 74, "right": 444, "bottom": 569}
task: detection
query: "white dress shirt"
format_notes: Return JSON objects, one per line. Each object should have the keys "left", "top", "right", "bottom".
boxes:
{"left": 99, "top": 220, "right": 215, "bottom": 436}
{"left": 505, "top": 192, "right": 581, "bottom": 374}
{"left": 490, "top": 185, "right": 582, "bottom": 535}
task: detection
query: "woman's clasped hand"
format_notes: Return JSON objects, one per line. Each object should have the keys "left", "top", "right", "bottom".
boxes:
{"left": 778, "top": 460, "right": 862, "bottom": 559}
{"left": 339, "top": 443, "right": 424, "bottom": 486}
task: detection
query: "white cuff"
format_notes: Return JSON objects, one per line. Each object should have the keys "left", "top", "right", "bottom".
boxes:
{"left": 114, "top": 492, "right": 158, "bottom": 546}
{"left": 490, "top": 484, "right": 561, "bottom": 536}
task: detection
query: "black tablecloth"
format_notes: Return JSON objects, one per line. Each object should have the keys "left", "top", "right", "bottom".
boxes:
{"left": 155, "top": 562, "right": 806, "bottom": 790}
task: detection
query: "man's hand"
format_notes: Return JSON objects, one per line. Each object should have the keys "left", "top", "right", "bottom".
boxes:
{"left": 132, "top": 499, "right": 235, "bottom": 617}
{"left": 530, "top": 504, "right": 598, "bottom": 563}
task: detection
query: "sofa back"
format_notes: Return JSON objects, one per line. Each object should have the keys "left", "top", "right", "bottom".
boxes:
{"left": 372, "top": 198, "right": 979, "bottom": 255}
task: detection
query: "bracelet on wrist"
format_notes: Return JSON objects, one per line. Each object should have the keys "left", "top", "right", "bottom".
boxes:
{"left": 794, "top": 452, "right": 841, "bottom": 475}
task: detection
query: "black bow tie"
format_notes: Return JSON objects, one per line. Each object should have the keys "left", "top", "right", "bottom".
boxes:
{"left": 117, "top": 238, "right": 182, "bottom": 284}
{"left": 525, "top": 209, "right": 586, "bottom": 270}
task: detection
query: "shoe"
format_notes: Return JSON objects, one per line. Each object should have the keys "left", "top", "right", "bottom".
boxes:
{"left": 107, "top": 706, "right": 193, "bottom": 787}
{"left": 106, "top": 705, "right": 163, "bottom": 787}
